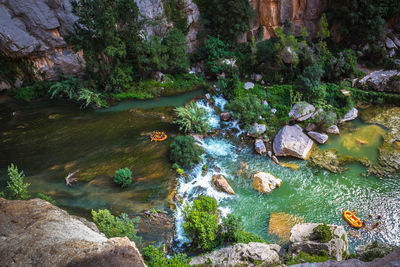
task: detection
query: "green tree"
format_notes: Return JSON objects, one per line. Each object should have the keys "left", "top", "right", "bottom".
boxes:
{"left": 161, "top": 29, "right": 189, "bottom": 74}
{"left": 194, "top": 0, "right": 255, "bottom": 42}
{"left": 317, "top": 14, "right": 330, "bottom": 41}
{"left": 91, "top": 209, "right": 140, "bottom": 242}
{"left": 225, "top": 95, "right": 267, "bottom": 128}
{"left": 173, "top": 102, "right": 210, "bottom": 134}
{"left": 114, "top": 168, "right": 133, "bottom": 187}
{"left": 2, "top": 164, "right": 30, "bottom": 200}
{"left": 170, "top": 136, "right": 203, "bottom": 168}
{"left": 183, "top": 195, "right": 219, "bottom": 250}
{"left": 67, "top": 0, "right": 144, "bottom": 91}
{"left": 294, "top": 64, "right": 325, "bottom": 104}
{"left": 142, "top": 245, "right": 190, "bottom": 267}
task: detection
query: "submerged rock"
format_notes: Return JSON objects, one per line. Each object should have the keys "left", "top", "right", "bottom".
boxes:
{"left": 252, "top": 171, "right": 282, "bottom": 194}
{"left": 308, "top": 131, "right": 329, "bottom": 144}
{"left": 190, "top": 242, "right": 281, "bottom": 266}
{"left": 340, "top": 108, "right": 358, "bottom": 123}
{"left": 0, "top": 198, "right": 146, "bottom": 266}
{"left": 268, "top": 212, "right": 304, "bottom": 241}
{"left": 289, "top": 102, "right": 316, "bottom": 121}
{"left": 327, "top": 125, "right": 340, "bottom": 135}
{"left": 212, "top": 174, "right": 235, "bottom": 195}
{"left": 289, "top": 223, "right": 349, "bottom": 261}
{"left": 254, "top": 139, "right": 267, "bottom": 155}
{"left": 273, "top": 125, "right": 314, "bottom": 160}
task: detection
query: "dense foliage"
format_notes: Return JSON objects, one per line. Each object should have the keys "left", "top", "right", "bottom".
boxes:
{"left": 91, "top": 209, "right": 140, "bottom": 242}
{"left": 220, "top": 214, "right": 265, "bottom": 244}
{"left": 142, "top": 245, "right": 190, "bottom": 267}
{"left": 114, "top": 168, "right": 133, "bottom": 187}
{"left": 170, "top": 136, "right": 203, "bottom": 168}
{"left": 36, "top": 193, "right": 56, "bottom": 205}
{"left": 1, "top": 164, "right": 30, "bottom": 200}
{"left": 312, "top": 223, "right": 333, "bottom": 243}
{"left": 173, "top": 102, "right": 210, "bottom": 134}
{"left": 194, "top": 0, "right": 255, "bottom": 42}
{"left": 163, "top": 0, "right": 188, "bottom": 34}
{"left": 183, "top": 195, "right": 219, "bottom": 250}
{"left": 284, "top": 251, "right": 330, "bottom": 265}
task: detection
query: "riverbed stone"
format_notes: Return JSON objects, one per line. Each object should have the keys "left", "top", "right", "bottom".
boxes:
{"left": 220, "top": 112, "right": 232, "bottom": 121}
{"left": 273, "top": 125, "right": 314, "bottom": 160}
{"left": 289, "top": 223, "right": 349, "bottom": 261}
{"left": 327, "top": 125, "right": 340, "bottom": 135}
{"left": 289, "top": 102, "right": 316, "bottom": 121}
{"left": 252, "top": 171, "right": 282, "bottom": 194}
{"left": 308, "top": 131, "right": 329, "bottom": 144}
{"left": 248, "top": 123, "right": 266, "bottom": 137}
{"left": 212, "top": 174, "right": 235, "bottom": 195}
{"left": 0, "top": 198, "right": 146, "bottom": 266}
{"left": 244, "top": 82, "right": 255, "bottom": 90}
{"left": 340, "top": 108, "right": 358, "bottom": 123}
{"left": 190, "top": 242, "right": 281, "bottom": 266}
{"left": 254, "top": 139, "right": 267, "bottom": 155}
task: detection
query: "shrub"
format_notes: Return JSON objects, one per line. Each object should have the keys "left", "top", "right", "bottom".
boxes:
{"left": 37, "top": 193, "right": 55, "bottom": 205}
{"left": 294, "top": 64, "right": 325, "bottom": 104}
{"left": 142, "top": 245, "right": 190, "bottom": 267}
{"left": 173, "top": 102, "right": 210, "bottom": 134}
{"left": 198, "top": 36, "right": 233, "bottom": 77}
{"left": 284, "top": 251, "right": 330, "bottom": 265}
{"left": 91, "top": 209, "right": 140, "bottom": 242}
{"left": 220, "top": 214, "right": 265, "bottom": 244}
{"left": 161, "top": 28, "right": 189, "bottom": 74}
{"left": 114, "top": 168, "right": 133, "bottom": 188}
{"left": 194, "top": 0, "right": 255, "bottom": 43}
{"left": 2, "top": 164, "right": 30, "bottom": 200}
{"left": 312, "top": 223, "right": 333, "bottom": 243}
{"left": 170, "top": 136, "right": 203, "bottom": 168}
{"left": 183, "top": 195, "right": 219, "bottom": 250}
{"left": 225, "top": 95, "right": 267, "bottom": 128}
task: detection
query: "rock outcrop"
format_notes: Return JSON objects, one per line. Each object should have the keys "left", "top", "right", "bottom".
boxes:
{"left": 294, "top": 247, "right": 400, "bottom": 267}
{"left": 248, "top": 0, "right": 328, "bottom": 41}
{"left": 212, "top": 174, "right": 235, "bottom": 195}
{"left": 357, "top": 70, "right": 400, "bottom": 93}
{"left": 252, "top": 171, "right": 282, "bottom": 194}
{"left": 273, "top": 125, "right": 314, "bottom": 160}
{"left": 289, "top": 223, "right": 349, "bottom": 261}
{"left": 0, "top": 198, "right": 146, "bottom": 267}
{"left": 190, "top": 242, "right": 281, "bottom": 266}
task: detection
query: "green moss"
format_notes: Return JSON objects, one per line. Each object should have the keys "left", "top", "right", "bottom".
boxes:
{"left": 312, "top": 223, "right": 333, "bottom": 243}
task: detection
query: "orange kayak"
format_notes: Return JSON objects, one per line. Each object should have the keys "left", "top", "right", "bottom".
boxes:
{"left": 343, "top": 210, "right": 362, "bottom": 228}
{"left": 150, "top": 131, "right": 167, "bottom": 142}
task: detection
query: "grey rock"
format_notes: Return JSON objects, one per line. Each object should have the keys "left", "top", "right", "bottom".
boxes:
{"left": 327, "top": 125, "right": 340, "bottom": 135}
{"left": 355, "top": 242, "right": 398, "bottom": 260}
{"left": 393, "top": 35, "right": 400, "bottom": 47}
{"left": 386, "top": 37, "right": 397, "bottom": 49}
{"left": 305, "top": 123, "right": 317, "bottom": 132}
{"left": 0, "top": 198, "right": 146, "bottom": 266}
{"left": 248, "top": 123, "right": 267, "bottom": 136}
{"left": 251, "top": 73, "right": 263, "bottom": 82}
{"left": 190, "top": 242, "right": 281, "bottom": 266}
{"left": 389, "top": 49, "right": 396, "bottom": 58}
{"left": 340, "top": 108, "right": 358, "bottom": 123}
{"left": 184, "top": 0, "right": 201, "bottom": 53}
{"left": 357, "top": 69, "right": 400, "bottom": 93}
{"left": 244, "top": 82, "right": 255, "bottom": 90}
{"left": 152, "top": 71, "right": 164, "bottom": 81}
{"left": 273, "top": 125, "right": 314, "bottom": 160}
{"left": 220, "top": 112, "right": 232, "bottom": 121}
{"left": 289, "top": 223, "right": 349, "bottom": 261}
{"left": 254, "top": 139, "right": 267, "bottom": 155}
{"left": 289, "top": 102, "right": 316, "bottom": 121}
{"left": 252, "top": 171, "right": 282, "bottom": 194}
{"left": 271, "top": 155, "right": 280, "bottom": 165}
{"left": 282, "top": 46, "right": 299, "bottom": 65}
{"left": 308, "top": 131, "right": 328, "bottom": 144}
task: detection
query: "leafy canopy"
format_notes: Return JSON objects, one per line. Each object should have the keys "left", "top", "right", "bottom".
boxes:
{"left": 173, "top": 102, "right": 210, "bottom": 134}
{"left": 142, "top": 245, "right": 190, "bottom": 267}
{"left": 114, "top": 168, "right": 133, "bottom": 188}
{"left": 170, "top": 135, "right": 203, "bottom": 168}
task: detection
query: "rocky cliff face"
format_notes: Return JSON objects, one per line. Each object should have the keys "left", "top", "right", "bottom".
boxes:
{"left": 248, "top": 0, "right": 328, "bottom": 40}
{"left": 0, "top": 198, "right": 146, "bottom": 267}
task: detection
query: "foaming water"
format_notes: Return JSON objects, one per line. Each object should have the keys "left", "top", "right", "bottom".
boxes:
{"left": 175, "top": 101, "right": 400, "bottom": 251}
{"left": 196, "top": 99, "right": 220, "bottom": 129}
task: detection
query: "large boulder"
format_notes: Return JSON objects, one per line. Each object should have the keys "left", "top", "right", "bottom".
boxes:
{"left": 340, "top": 108, "right": 358, "bottom": 123}
{"left": 190, "top": 242, "right": 281, "bottom": 266}
{"left": 357, "top": 70, "right": 400, "bottom": 93}
{"left": 252, "top": 171, "right": 282, "bottom": 194}
{"left": 212, "top": 174, "right": 235, "bottom": 195}
{"left": 273, "top": 125, "right": 314, "bottom": 160}
{"left": 289, "top": 102, "right": 316, "bottom": 121}
{"left": 0, "top": 198, "right": 146, "bottom": 267}
{"left": 289, "top": 223, "right": 349, "bottom": 261}
{"left": 254, "top": 139, "right": 267, "bottom": 155}
{"left": 308, "top": 131, "right": 328, "bottom": 144}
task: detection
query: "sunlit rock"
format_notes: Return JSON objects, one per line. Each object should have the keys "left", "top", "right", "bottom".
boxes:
{"left": 308, "top": 131, "right": 328, "bottom": 144}
{"left": 273, "top": 125, "right": 314, "bottom": 160}
{"left": 212, "top": 174, "right": 235, "bottom": 195}
{"left": 289, "top": 102, "right": 315, "bottom": 121}
{"left": 252, "top": 171, "right": 282, "bottom": 194}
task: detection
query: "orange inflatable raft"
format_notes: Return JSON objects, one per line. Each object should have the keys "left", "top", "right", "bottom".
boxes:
{"left": 343, "top": 210, "right": 362, "bottom": 228}
{"left": 150, "top": 131, "right": 167, "bottom": 142}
